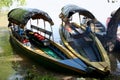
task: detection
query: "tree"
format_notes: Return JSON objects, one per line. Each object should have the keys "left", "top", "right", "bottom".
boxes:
{"left": 0, "top": 0, "right": 26, "bottom": 10}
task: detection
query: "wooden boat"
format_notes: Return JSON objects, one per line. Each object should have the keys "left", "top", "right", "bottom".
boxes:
{"left": 106, "top": 9, "right": 120, "bottom": 51}
{"left": 92, "top": 21, "right": 106, "bottom": 34}
{"left": 59, "top": 4, "right": 111, "bottom": 76}
{"left": 91, "top": 8, "right": 120, "bottom": 52}
{"left": 7, "top": 8, "right": 90, "bottom": 76}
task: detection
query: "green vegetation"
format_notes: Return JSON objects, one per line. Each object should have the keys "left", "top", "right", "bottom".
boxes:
{"left": 24, "top": 65, "right": 57, "bottom": 80}
{"left": 0, "top": 57, "right": 15, "bottom": 80}
{"left": 33, "top": 75, "right": 57, "bottom": 80}
{"left": 0, "top": 0, "right": 13, "bottom": 9}
{"left": 101, "top": 74, "right": 120, "bottom": 80}
{"left": 0, "top": 0, "right": 26, "bottom": 10}
{"left": 0, "top": 26, "right": 15, "bottom": 80}
{"left": 0, "top": 27, "right": 12, "bottom": 56}
{"left": 0, "top": 11, "right": 8, "bottom": 27}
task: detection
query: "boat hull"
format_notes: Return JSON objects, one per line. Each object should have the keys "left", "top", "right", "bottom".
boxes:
{"left": 59, "top": 25, "right": 111, "bottom": 77}
{"left": 9, "top": 31, "right": 88, "bottom": 77}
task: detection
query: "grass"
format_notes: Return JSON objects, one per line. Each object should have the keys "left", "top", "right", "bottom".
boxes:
{"left": 23, "top": 65, "right": 58, "bottom": 80}
{"left": 0, "top": 28, "right": 12, "bottom": 56}
{"left": 0, "top": 56, "right": 16, "bottom": 80}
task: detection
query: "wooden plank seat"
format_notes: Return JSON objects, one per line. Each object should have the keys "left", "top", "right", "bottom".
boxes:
{"left": 26, "top": 25, "right": 53, "bottom": 46}
{"left": 31, "top": 25, "right": 52, "bottom": 36}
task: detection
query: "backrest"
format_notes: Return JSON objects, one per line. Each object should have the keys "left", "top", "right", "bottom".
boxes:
{"left": 31, "top": 25, "right": 52, "bottom": 36}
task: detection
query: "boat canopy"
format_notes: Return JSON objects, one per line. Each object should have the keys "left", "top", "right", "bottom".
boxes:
{"left": 8, "top": 8, "right": 54, "bottom": 26}
{"left": 60, "top": 4, "right": 96, "bottom": 19}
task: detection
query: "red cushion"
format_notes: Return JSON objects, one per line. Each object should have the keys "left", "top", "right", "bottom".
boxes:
{"left": 22, "top": 39, "right": 29, "bottom": 43}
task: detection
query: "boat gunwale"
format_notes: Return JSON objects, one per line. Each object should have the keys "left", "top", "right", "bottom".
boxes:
{"left": 59, "top": 23, "right": 111, "bottom": 74}
{"left": 9, "top": 28, "right": 87, "bottom": 75}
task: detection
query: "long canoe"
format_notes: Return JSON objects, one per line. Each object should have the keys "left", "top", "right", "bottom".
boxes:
{"left": 8, "top": 8, "right": 89, "bottom": 77}
{"left": 59, "top": 4, "right": 111, "bottom": 76}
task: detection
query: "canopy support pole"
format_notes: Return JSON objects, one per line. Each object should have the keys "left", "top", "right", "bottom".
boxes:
{"left": 79, "top": 13, "right": 82, "bottom": 26}
{"left": 43, "top": 20, "right": 46, "bottom": 37}
{"left": 50, "top": 25, "right": 54, "bottom": 41}
{"left": 30, "top": 19, "right": 32, "bottom": 31}
{"left": 37, "top": 19, "right": 40, "bottom": 33}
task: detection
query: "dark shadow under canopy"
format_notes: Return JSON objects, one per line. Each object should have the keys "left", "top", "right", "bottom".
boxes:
{"left": 8, "top": 8, "right": 54, "bottom": 26}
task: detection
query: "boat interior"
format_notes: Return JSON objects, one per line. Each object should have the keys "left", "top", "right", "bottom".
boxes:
{"left": 62, "top": 23, "right": 103, "bottom": 62}
{"left": 11, "top": 24, "right": 67, "bottom": 59}
{"left": 10, "top": 24, "right": 88, "bottom": 71}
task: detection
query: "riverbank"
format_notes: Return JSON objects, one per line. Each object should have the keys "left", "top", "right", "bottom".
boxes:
{"left": 0, "top": 12, "right": 80, "bottom": 80}
{"left": 0, "top": 11, "right": 9, "bottom": 27}
{"left": 1, "top": 10, "right": 120, "bottom": 80}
